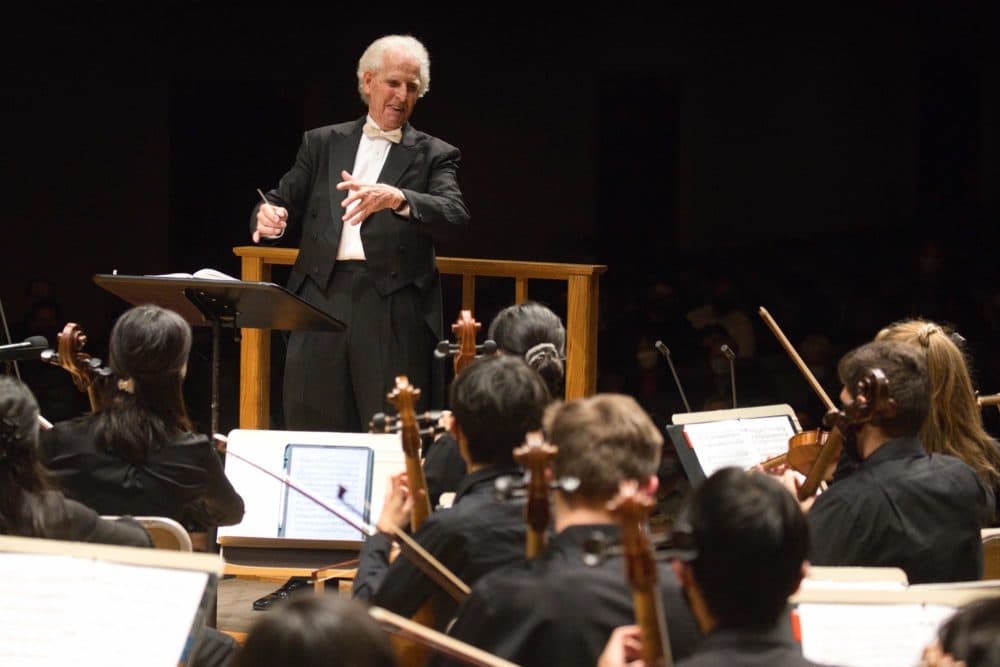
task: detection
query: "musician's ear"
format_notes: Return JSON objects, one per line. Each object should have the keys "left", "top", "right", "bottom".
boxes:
{"left": 454, "top": 423, "right": 472, "bottom": 465}
{"left": 641, "top": 475, "right": 659, "bottom": 497}
{"left": 789, "top": 560, "right": 809, "bottom": 597}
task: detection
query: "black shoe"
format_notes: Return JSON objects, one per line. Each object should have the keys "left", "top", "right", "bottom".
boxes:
{"left": 252, "top": 577, "right": 312, "bottom": 611}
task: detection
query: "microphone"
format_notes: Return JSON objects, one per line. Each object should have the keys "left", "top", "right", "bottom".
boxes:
{"left": 720, "top": 344, "right": 737, "bottom": 409}
{"left": 0, "top": 336, "right": 49, "bottom": 363}
{"left": 653, "top": 340, "right": 692, "bottom": 413}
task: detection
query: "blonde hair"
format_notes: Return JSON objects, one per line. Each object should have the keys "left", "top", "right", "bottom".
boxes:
{"left": 875, "top": 319, "right": 1000, "bottom": 490}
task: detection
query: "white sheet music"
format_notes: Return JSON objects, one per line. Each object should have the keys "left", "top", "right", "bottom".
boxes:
{"left": 0, "top": 553, "right": 209, "bottom": 667}
{"left": 682, "top": 415, "right": 795, "bottom": 477}
{"left": 798, "top": 603, "right": 955, "bottom": 667}
{"left": 281, "top": 444, "right": 372, "bottom": 540}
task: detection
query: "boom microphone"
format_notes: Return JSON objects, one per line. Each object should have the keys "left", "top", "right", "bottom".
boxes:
{"left": 0, "top": 336, "right": 49, "bottom": 363}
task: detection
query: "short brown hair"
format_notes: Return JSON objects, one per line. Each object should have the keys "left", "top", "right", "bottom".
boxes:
{"left": 546, "top": 394, "right": 663, "bottom": 504}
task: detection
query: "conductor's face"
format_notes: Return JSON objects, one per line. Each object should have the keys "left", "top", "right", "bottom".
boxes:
{"left": 364, "top": 49, "right": 421, "bottom": 131}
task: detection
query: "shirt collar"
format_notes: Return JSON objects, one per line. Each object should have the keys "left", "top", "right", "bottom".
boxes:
{"left": 454, "top": 463, "right": 523, "bottom": 502}
{"left": 863, "top": 435, "right": 926, "bottom": 466}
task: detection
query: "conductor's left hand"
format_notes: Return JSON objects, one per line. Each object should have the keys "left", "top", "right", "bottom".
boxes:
{"left": 337, "top": 170, "right": 406, "bottom": 226}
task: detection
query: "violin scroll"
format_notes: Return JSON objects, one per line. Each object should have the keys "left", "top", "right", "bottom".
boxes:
{"left": 386, "top": 376, "right": 433, "bottom": 531}
{"left": 41, "top": 322, "right": 112, "bottom": 412}
{"left": 512, "top": 432, "right": 558, "bottom": 558}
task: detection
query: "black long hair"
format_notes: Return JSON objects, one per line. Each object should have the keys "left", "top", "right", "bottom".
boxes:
{"left": 93, "top": 305, "right": 194, "bottom": 462}
{"left": 487, "top": 301, "right": 566, "bottom": 397}
{"left": 0, "top": 376, "right": 50, "bottom": 534}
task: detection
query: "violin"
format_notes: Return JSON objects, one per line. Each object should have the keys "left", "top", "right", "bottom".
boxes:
{"left": 40, "top": 322, "right": 111, "bottom": 412}
{"left": 608, "top": 481, "right": 672, "bottom": 667}
{"left": 212, "top": 433, "right": 470, "bottom": 602}
{"left": 512, "top": 432, "right": 558, "bottom": 558}
{"left": 755, "top": 308, "right": 841, "bottom": 489}
{"left": 795, "top": 367, "right": 893, "bottom": 500}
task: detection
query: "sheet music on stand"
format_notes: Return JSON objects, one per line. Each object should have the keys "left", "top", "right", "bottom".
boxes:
{"left": 667, "top": 404, "right": 801, "bottom": 486}
{"left": 792, "top": 578, "right": 1000, "bottom": 667}
{"left": 0, "top": 534, "right": 222, "bottom": 667}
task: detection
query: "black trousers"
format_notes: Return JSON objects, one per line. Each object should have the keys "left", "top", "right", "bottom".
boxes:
{"left": 283, "top": 261, "right": 435, "bottom": 432}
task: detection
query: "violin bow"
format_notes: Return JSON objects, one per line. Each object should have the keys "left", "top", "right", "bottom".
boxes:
{"left": 369, "top": 607, "right": 521, "bottom": 667}
{"left": 213, "top": 434, "right": 470, "bottom": 602}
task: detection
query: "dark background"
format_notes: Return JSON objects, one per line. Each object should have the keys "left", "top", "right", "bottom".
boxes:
{"left": 4, "top": 4, "right": 998, "bottom": 435}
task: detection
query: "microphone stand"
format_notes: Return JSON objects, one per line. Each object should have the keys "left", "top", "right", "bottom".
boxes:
{"left": 721, "top": 344, "right": 737, "bottom": 409}
{"left": 654, "top": 341, "right": 692, "bottom": 413}
{"left": 0, "top": 298, "right": 21, "bottom": 381}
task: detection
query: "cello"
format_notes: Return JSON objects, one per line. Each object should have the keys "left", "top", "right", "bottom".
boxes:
{"left": 608, "top": 480, "right": 672, "bottom": 667}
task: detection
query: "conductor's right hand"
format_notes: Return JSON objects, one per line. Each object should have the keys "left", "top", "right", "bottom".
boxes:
{"left": 252, "top": 203, "right": 288, "bottom": 243}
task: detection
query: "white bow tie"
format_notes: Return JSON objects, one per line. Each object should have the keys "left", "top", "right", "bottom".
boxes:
{"left": 363, "top": 121, "right": 402, "bottom": 144}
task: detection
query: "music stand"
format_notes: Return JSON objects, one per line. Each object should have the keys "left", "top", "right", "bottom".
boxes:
{"left": 93, "top": 274, "right": 344, "bottom": 436}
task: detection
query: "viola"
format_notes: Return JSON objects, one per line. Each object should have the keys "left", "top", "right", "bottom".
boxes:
{"left": 385, "top": 376, "right": 439, "bottom": 667}
{"left": 387, "top": 376, "right": 433, "bottom": 531}
{"left": 608, "top": 481, "right": 672, "bottom": 667}
{"left": 435, "top": 310, "right": 497, "bottom": 372}
{"left": 512, "top": 432, "right": 558, "bottom": 558}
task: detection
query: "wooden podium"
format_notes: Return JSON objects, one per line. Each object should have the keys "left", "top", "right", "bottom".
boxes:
{"left": 233, "top": 246, "right": 607, "bottom": 429}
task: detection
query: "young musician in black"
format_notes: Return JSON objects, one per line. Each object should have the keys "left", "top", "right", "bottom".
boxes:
{"left": 352, "top": 354, "right": 550, "bottom": 626}
{"left": 435, "top": 394, "right": 699, "bottom": 667}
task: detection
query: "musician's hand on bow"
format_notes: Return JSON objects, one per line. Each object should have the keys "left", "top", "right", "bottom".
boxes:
{"left": 253, "top": 202, "right": 288, "bottom": 243}
{"left": 338, "top": 170, "right": 406, "bottom": 226}
{"left": 920, "top": 641, "right": 966, "bottom": 667}
{"left": 598, "top": 625, "right": 649, "bottom": 667}
{"left": 777, "top": 468, "right": 816, "bottom": 513}
{"left": 376, "top": 472, "right": 416, "bottom": 534}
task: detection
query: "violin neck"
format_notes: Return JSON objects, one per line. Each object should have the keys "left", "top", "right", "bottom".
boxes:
{"left": 405, "top": 455, "right": 433, "bottom": 530}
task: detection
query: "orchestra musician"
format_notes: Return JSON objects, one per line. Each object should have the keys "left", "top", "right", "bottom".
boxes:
{"left": 434, "top": 394, "right": 699, "bottom": 667}
{"left": 1, "top": 372, "right": 240, "bottom": 667}
{"left": 0, "top": 375, "right": 151, "bottom": 547}
{"left": 233, "top": 595, "right": 398, "bottom": 667}
{"left": 871, "top": 319, "right": 1000, "bottom": 524}
{"left": 352, "top": 354, "right": 551, "bottom": 626}
{"left": 424, "top": 301, "right": 566, "bottom": 508}
{"left": 782, "top": 340, "right": 991, "bottom": 583}
{"left": 667, "top": 467, "right": 821, "bottom": 667}
{"left": 38, "top": 305, "right": 245, "bottom": 535}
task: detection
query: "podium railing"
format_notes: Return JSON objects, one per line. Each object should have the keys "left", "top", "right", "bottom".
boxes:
{"left": 233, "top": 246, "right": 607, "bottom": 429}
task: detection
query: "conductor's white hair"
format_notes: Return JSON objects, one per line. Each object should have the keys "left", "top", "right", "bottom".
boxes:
{"left": 357, "top": 35, "right": 431, "bottom": 104}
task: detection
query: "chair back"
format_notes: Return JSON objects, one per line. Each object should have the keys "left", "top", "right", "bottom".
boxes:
{"left": 102, "top": 515, "right": 193, "bottom": 551}
{"left": 983, "top": 528, "right": 1000, "bottom": 580}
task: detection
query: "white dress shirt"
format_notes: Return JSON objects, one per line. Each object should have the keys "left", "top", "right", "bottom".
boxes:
{"left": 335, "top": 116, "right": 396, "bottom": 260}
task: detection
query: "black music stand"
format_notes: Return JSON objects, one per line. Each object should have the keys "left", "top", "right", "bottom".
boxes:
{"left": 93, "top": 273, "right": 344, "bottom": 436}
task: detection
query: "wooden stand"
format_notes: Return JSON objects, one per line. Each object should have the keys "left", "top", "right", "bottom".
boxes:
{"left": 233, "top": 247, "right": 607, "bottom": 429}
